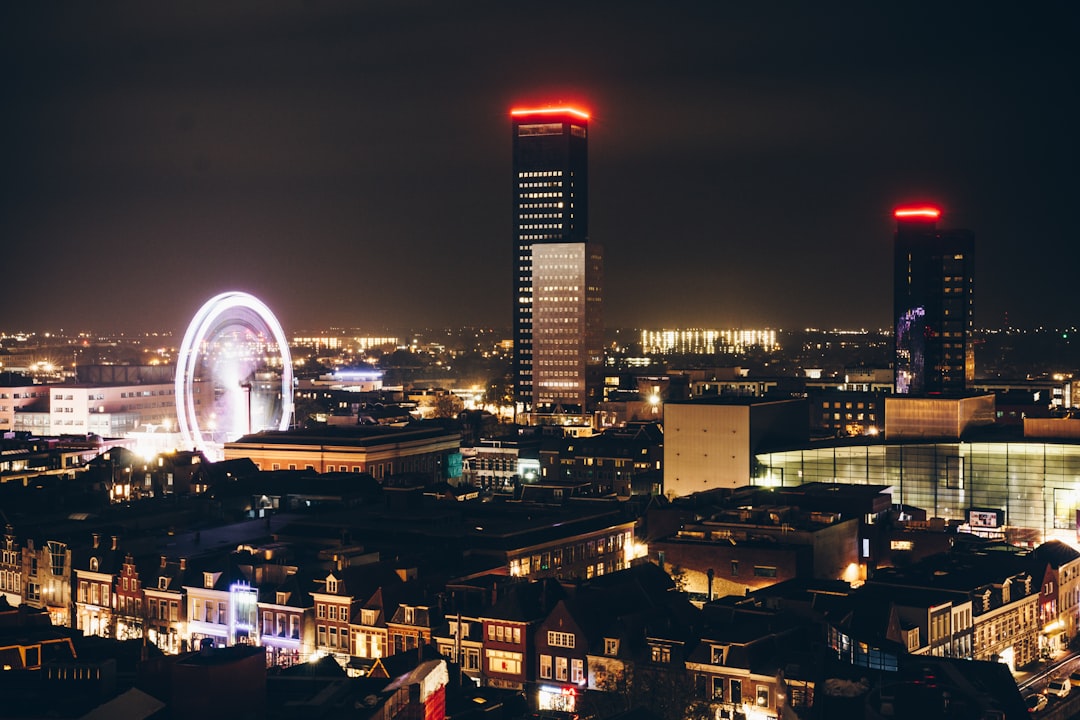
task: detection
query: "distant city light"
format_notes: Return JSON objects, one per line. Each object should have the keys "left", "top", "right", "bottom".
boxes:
{"left": 640, "top": 328, "right": 780, "bottom": 355}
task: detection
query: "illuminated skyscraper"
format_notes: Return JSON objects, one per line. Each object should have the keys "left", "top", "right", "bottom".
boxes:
{"left": 511, "top": 107, "right": 602, "bottom": 414}
{"left": 893, "top": 207, "right": 974, "bottom": 395}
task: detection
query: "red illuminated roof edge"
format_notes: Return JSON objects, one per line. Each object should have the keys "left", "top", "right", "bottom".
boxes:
{"left": 894, "top": 207, "right": 942, "bottom": 220}
{"left": 510, "top": 107, "right": 590, "bottom": 120}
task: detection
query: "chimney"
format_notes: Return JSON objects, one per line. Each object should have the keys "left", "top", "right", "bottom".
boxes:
{"left": 160, "top": 555, "right": 167, "bottom": 569}
{"left": 111, "top": 536, "right": 119, "bottom": 551}
{"left": 92, "top": 533, "right": 100, "bottom": 549}
{"left": 180, "top": 557, "right": 187, "bottom": 571}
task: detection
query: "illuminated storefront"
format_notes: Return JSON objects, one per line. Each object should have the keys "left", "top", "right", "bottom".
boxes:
{"left": 537, "top": 685, "right": 578, "bottom": 713}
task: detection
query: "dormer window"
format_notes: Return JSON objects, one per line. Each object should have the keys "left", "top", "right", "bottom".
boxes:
{"left": 604, "top": 638, "right": 619, "bottom": 656}
{"left": 276, "top": 591, "right": 289, "bottom": 605}
{"left": 361, "top": 609, "right": 377, "bottom": 625}
{"left": 159, "top": 577, "right": 169, "bottom": 590}
{"left": 204, "top": 572, "right": 215, "bottom": 589}
{"left": 89, "top": 557, "right": 99, "bottom": 572}
{"left": 404, "top": 606, "right": 415, "bottom": 624}
{"left": 326, "top": 578, "right": 338, "bottom": 594}
{"left": 711, "top": 645, "right": 726, "bottom": 665}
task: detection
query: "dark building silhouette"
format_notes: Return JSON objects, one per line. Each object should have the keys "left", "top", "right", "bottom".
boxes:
{"left": 892, "top": 206, "right": 974, "bottom": 395}
{"left": 510, "top": 107, "right": 602, "bottom": 415}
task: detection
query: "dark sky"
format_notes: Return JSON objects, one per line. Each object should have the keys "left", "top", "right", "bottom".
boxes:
{"left": 2, "top": 1, "right": 1077, "bottom": 335}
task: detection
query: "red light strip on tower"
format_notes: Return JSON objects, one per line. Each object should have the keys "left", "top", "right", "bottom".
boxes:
{"left": 510, "top": 107, "right": 590, "bottom": 120}
{"left": 894, "top": 207, "right": 941, "bottom": 220}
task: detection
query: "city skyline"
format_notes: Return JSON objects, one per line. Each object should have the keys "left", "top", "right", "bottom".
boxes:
{"left": 2, "top": 2, "right": 1076, "bottom": 335}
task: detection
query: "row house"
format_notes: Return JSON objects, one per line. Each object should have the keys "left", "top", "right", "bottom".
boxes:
{"left": 537, "top": 599, "right": 589, "bottom": 710}
{"left": 114, "top": 552, "right": 144, "bottom": 641}
{"left": 429, "top": 576, "right": 564, "bottom": 691}
{"left": 483, "top": 579, "right": 564, "bottom": 692}
{"left": 969, "top": 574, "right": 1039, "bottom": 670}
{"left": 0, "top": 525, "right": 21, "bottom": 605}
{"left": 860, "top": 545, "right": 1041, "bottom": 671}
{"left": 153, "top": 548, "right": 313, "bottom": 662}
{"left": 73, "top": 534, "right": 122, "bottom": 638}
{"left": 431, "top": 576, "right": 530, "bottom": 687}
{"left": 534, "top": 563, "right": 698, "bottom": 716}
{"left": 351, "top": 585, "right": 398, "bottom": 665}
{"left": 387, "top": 591, "right": 439, "bottom": 657}
{"left": 1027, "top": 539, "right": 1080, "bottom": 653}
{"left": 313, "top": 564, "right": 408, "bottom": 667}
{"left": 434, "top": 606, "right": 483, "bottom": 684}
{"left": 685, "top": 602, "right": 816, "bottom": 720}
{"left": 844, "top": 583, "right": 975, "bottom": 659}
{"left": 312, "top": 571, "right": 354, "bottom": 664}
{"left": 144, "top": 555, "right": 189, "bottom": 655}
{"left": 256, "top": 566, "right": 310, "bottom": 668}
{"left": 185, "top": 567, "right": 234, "bottom": 648}
{"left": 22, "top": 537, "right": 73, "bottom": 628}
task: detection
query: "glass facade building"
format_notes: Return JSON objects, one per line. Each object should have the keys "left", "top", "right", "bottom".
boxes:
{"left": 755, "top": 440, "right": 1080, "bottom": 543}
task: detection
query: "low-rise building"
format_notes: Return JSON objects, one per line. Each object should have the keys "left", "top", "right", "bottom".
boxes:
{"left": 224, "top": 423, "right": 461, "bottom": 484}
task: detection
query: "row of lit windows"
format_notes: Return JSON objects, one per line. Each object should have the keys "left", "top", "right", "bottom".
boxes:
{"left": 520, "top": 213, "right": 562, "bottom": 220}
{"left": 518, "top": 234, "right": 564, "bottom": 240}
{"left": 191, "top": 598, "right": 228, "bottom": 625}
{"left": 520, "top": 192, "right": 563, "bottom": 199}
{"left": 520, "top": 202, "right": 564, "bottom": 209}
{"left": 548, "top": 631, "right": 575, "bottom": 648}
{"left": 316, "top": 602, "right": 349, "bottom": 620}
{"left": 518, "top": 181, "right": 563, "bottom": 188}
{"left": 539, "top": 654, "right": 584, "bottom": 682}
{"left": 518, "top": 171, "right": 563, "bottom": 178}
{"left": 488, "top": 624, "right": 521, "bottom": 643}
{"left": 519, "top": 224, "right": 562, "bottom": 230}
{"left": 317, "top": 624, "right": 347, "bottom": 649}
{"left": 487, "top": 648, "right": 522, "bottom": 675}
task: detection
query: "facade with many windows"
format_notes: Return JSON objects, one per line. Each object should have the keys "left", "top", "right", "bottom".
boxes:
{"left": 507, "top": 522, "right": 638, "bottom": 581}
{"left": 224, "top": 424, "right": 460, "bottom": 483}
{"left": 754, "top": 439, "right": 1080, "bottom": 546}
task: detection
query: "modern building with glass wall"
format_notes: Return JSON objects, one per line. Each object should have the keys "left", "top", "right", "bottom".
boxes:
{"left": 754, "top": 439, "right": 1080, "bottom": 545}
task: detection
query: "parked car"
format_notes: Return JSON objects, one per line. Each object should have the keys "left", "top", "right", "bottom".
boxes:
{"left": 1070, "top": 670, "right": 1080, "bottom": 686}
{"left": 1047, "top": 678, "right": 1070, "bottom": 698}
{"left": 1025, "top": 693, "right": 1048, "bottom": 713}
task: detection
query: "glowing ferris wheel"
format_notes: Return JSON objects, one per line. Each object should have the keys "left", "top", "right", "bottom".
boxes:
{"left": 175, "top": 291, "right": 294, "bottom": 461}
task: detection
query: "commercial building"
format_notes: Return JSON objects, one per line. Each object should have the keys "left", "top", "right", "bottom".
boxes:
{"left": 754, "top": 438, "right": 1080, "bottom": 547}
{"left": 892, "top": 206, "right": 975, "bottom": 395}
{"left": 663, "top": 397, "right": 809, "bottom": 496}
{"left": 223, "top": 423, "right": 461, "bottom": 483}
{"left": 510, "top": 106, "right": 601, "bottom": 415}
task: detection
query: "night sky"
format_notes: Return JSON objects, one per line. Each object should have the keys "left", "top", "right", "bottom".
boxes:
{"left": 3, "top": 2, "right": 1077, "bottom": 336}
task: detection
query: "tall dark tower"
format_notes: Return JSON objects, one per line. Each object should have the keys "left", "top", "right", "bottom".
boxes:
{"left": 511, "top": 107, "right": 601, "bottom": 415}
{"left": 893, "top": 206, "right": 975, "bottom": 395}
